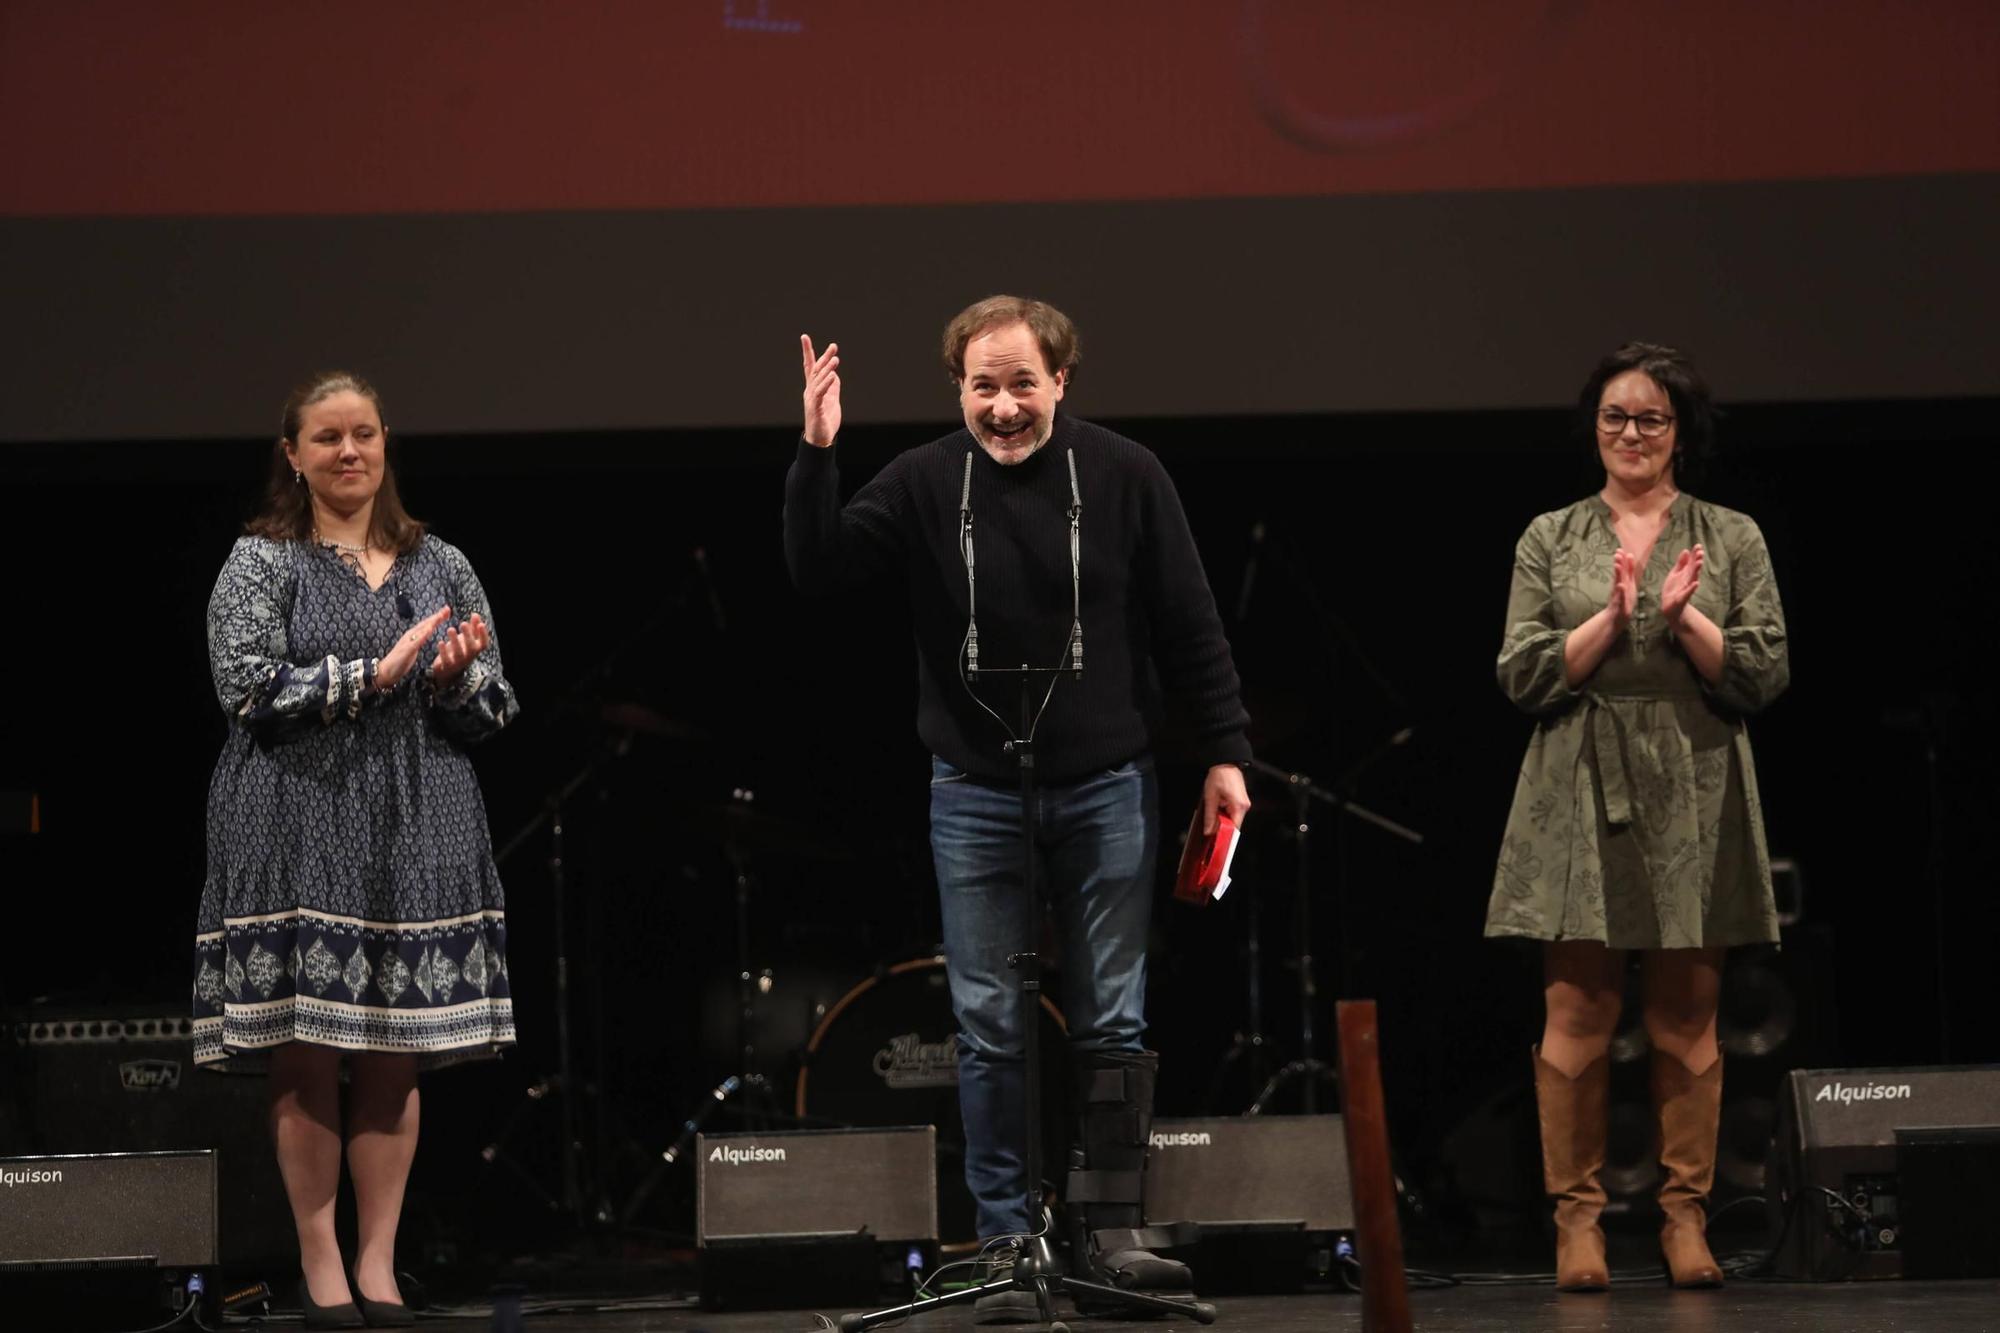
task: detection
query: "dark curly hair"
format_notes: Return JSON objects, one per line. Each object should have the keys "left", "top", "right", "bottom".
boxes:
{"left": 1576, "top": 341, "right": 1717, "bottom": 487}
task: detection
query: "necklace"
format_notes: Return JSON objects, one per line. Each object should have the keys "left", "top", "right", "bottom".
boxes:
{"left": 312, "top": 525, "right": 375, "bottom": 577}
{"left": 312, "top": 524, "right": 370, "bottom": 553}
{"left": 319, "top": 536, "right": 369, "bottom": 556}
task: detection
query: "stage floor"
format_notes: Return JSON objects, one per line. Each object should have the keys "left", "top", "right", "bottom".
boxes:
{"left": 391, "top": 1281, "right": 2000, "bottom": 1331}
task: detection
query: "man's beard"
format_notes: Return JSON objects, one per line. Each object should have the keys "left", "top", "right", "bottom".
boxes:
{"left": 976, "top": 415, "right": 1053, "bottom": 464}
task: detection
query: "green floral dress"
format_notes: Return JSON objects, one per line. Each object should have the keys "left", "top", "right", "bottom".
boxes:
{"left": 1485, "top": 496, "right": 1788, "bottom": 949}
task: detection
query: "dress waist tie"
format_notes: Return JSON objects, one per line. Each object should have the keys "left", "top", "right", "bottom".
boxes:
{"left": 1587, "top": 695, "right": 1635, "bottom": 828}
{"left": 1583, "top": 689, "right": 1702, "bottom": 830}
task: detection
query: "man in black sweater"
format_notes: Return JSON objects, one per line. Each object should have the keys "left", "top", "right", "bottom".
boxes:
{"left": 785, "top": 296, "right": 1250, "bottom": 1319}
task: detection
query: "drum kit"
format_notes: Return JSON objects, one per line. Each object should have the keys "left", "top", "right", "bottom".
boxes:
{"left": 481, "top": 694, "right": 1049, "bottom": 1245}
{"left": 479, "top": 717, "right": 1422, "bottom": 1252}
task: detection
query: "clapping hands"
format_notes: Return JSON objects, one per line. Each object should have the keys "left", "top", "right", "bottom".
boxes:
{"left": 1605, "top": 549, "right": 1640, "bottom": 626}
{"left": 1660, "top": 544, "right": 1705, "bottom": 625}
{"left": 430, "top": 613, "right": 491, "bottom": 684}
{"left": 1604, "top": 543, "right": 1704, "bottom": 630}
{"left": 374, "top": 606, "right": 490, "bottom": 691}
{"left": 377, "top": 608, "right": 451, "bottom": 690}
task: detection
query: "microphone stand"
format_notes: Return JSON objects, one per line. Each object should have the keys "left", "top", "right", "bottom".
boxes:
{"left": 1242, "top": 758, "right": 1421, "bottom": 1117}
{"left": 476, "top": 561, "right": 700, "bottom": 1233}
{"left": 838, "top": 662, "right": 1216, "bottom": 1333}
{"left": 616, "top": 789, "right": 826, "bottom": 1227}
{"left": 480, "top": 745, "right": 627, "bottom": 1231}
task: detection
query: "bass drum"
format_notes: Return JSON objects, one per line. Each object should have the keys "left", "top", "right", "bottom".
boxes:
{"left": 796, "top": 957, "right": 1070, "bottom": 1249}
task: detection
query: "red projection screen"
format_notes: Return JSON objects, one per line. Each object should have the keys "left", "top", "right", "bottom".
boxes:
{"left": 4, "top": 1, "right": 1997, "bottom": 440}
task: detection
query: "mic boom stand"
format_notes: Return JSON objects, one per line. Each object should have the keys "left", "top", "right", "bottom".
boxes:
{"left": 480, "top": 752, "right": 617, "bottom": 1229}
{"left": 839, "top": 663, "right": 1215, "bottom": 1333}
{"left": 1243, "top": 758, "right": 1422, "bottom": 1117}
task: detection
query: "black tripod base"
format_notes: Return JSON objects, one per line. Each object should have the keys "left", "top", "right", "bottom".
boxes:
{"left": 836, "top": 1230, "right": 1216, "bottom": 1332}
{"left": 1064, "top": 1277, "right": 1217, "bottom": 1323}
{"left": 839, "top": 1278, "right": 1215, "bottom": 1333}
{"left": 840, "top": 1280, "right": 1216, "bottom": 1332}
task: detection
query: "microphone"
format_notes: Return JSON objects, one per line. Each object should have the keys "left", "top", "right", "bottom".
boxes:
{"left": 1234, "top": 521, "right": 1266, "bottom": 623}
{"left": 961, "top": 452, "right": 980, "bottom": 680}
{"left": 395, "top": 590, "right": 414, "bottom": 619}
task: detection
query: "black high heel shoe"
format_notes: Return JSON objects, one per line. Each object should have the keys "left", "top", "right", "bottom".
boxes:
{"left": 298, "top": 1277, "right": 365, "bottom": 1330}
{"left": 349, "top": 1265, "right": 416, "bottom": 1327}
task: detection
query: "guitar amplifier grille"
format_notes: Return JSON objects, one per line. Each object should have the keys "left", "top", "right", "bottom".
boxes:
{"left": 0, "top": 1151, "right": 217, "bottom": 1270}
{"left": 1145, "top": 1115, "right": 1354, "bottom": 1231}
{"left": 697, "top": 1126, "right": 936, "bottom": 1246}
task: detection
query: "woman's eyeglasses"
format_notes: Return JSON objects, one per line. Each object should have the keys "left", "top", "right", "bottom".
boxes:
{"left": 1596, "top": 408, "right": 1674, "bottom": 438}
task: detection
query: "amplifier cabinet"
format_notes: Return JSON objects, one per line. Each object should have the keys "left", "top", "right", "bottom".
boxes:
{"left": 6, "top": 1005, "right": 291, "bottom": 1264}
{"left": 0, "top": 1150, "right": 217, "bottom": 1271}
{"left": 1144, "top": 1114, "right": 1354, "bottom": 1232}
{"left": 696, "top": 1125, "right": 937, "bottom": 1246}
{"left": 695, "top": 1126, "right": 937, "bottom": 1310}
{"left": 1898, "top": 1126, "right": 2000, "bottom": 1280}
{"left": 1769, "top": 1065, "right": 2000, "bottom": 1280}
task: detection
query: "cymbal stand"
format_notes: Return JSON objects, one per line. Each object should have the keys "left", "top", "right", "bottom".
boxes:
{"left": 481, "top": 568, "right": 719, "bottom": 1233}
{"left": 481, "top": 745, "right": 627, "bottom": 1229}
{"left": 618, "top": 789, "right": 812, "bottom": 1226}
{"left": 1202, "top": 852, "right": 1274, "bottom": 1112}
{"left": 1242, "top": 758, "right": 1421, "bottom": 1116}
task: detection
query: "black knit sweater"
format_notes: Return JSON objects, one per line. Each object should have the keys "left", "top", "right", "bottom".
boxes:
{"left": 784, "top": 413, "right": 1251, "bottom": 784}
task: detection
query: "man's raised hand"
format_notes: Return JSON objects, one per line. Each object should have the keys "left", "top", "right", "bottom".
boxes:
{"left": 801, "top": 334, "right": 842, "bottom": 448}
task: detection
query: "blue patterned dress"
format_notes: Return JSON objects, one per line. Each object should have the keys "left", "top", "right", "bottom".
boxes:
{"left": 194, "top": 534, "right": 519, "bottom": 1067}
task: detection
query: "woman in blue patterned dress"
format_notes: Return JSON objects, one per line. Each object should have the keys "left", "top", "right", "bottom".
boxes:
{"left": 194, "top": 372, "right": 518, "bottom": 1326}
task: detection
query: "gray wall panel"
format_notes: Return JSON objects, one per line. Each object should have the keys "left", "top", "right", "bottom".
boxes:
{"left": 5, "top": 174, "right": 1996, "bottom": 442}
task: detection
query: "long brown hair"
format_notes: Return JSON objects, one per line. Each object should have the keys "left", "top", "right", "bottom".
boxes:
{"left": 245, "top": 370, "right": 425, "bottom": 554}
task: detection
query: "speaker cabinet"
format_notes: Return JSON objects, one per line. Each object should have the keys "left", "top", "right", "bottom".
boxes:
{"left": 4, "top": 1006, "right": 292, "bottom": 1265}
{"left": 1144, "top": 1114, "right": 1353, "bottom": 1231}
{"left": 1897, "top": 1126, "right": 2000, "bottom": 1280}
{"left": 0, "top": 1151, "right": 216, "bottom": 1271}
{"left": 695, "top": 1126, "right": 937, "bottom": 1309}
{"left": 1144, "top": 1115, "right": 1353, "bottom": 1294}
{"left": 1768, "top": 1065, "right": 2000, "bottom": 1279}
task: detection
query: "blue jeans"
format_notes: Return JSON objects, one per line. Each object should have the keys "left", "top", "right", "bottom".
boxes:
{"left": 930, "top": 754, "right": 1159, "bottom": 1240}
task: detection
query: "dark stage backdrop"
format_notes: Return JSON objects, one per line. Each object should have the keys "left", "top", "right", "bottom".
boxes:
{"left": 4, "top": 2, "right": 1999, "bottom": 440}
{"left": 4, "top": 400, "right": 1996, "bottom": 1245}
{"left": 5, "top": 0, "right": 1997, "bottom": 1251}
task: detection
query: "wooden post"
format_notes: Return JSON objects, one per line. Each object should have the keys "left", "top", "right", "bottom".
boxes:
{"left": 1, "top": 790, "right": 39, "bottom": 834}
{"left": 1336, "top": 999, "right": 1413, "bottom": 1332}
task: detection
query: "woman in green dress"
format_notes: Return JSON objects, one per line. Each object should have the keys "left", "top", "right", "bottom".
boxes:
{"left": 1486, "top": 343, "right": 1788, "bottom": 1292}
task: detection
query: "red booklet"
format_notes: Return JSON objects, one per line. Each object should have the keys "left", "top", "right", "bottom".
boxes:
{"left": 1173, "top": 809, "right": 1241, "bottom": 906}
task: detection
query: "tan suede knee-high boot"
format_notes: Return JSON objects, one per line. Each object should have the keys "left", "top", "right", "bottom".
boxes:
{"left": 1653, "top": 1050, "right": 1725, "bottom": 1288}
{"left": 1533, "top": 1046, "right": 1611, "bottom": 1292}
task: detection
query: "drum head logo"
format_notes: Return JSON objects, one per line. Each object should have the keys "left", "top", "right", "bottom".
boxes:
{"left": 874, "top": 1031, "right": 958, "bottom": 1089}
